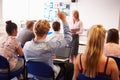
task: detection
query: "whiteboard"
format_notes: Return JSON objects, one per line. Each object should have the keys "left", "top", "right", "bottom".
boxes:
{"left": 77, "top": 0, "right": 120, "bottom": 30}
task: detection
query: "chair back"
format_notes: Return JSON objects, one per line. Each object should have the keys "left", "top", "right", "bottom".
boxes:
{"left": 0, "top": 55, "right": 10, "bottom": 80}
{"left": 0, "top": 55, "right": 24, "bottom": 80}
{"left": 109, "top": 56, "right": 120, "bottom": 70}
{"left": 26, "top": 61, "right": 54, "bottom": 79}
{"left": 0, "top": 55, "right": 10, "bottom": 69}
{"left": 55, "top": 45, "right": 71, "bottom": 59}
{"left": 77, "top": 74, "right": 111, "bottom": 80}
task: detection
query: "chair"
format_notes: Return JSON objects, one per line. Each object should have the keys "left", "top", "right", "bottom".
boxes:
{"left": 18, "top": 56, "right": 28, "bottom": 79}
{"left": 59, "top": 77, "right": 64, "bottom": 80}
{"left": 26, "top": 61, "right": 54, "bottom": 80}
{"left": 0, "top": 55, "right": 10, "bottom": 80}
{"left": 53, "top": 45, "right": 71, "bottom": 63}
{"left": 77, "top": 74, "right": 111, "bottom": 80}
{"left": 109, "top": 56, "right": 120, "bottom": 70}
{"left": 0, "top": 55, "right": 24, "bottom": 80}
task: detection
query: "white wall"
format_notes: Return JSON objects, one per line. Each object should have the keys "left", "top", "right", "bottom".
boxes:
{"left": 0, "top": 0, "right": 5, "bottom": 35}
{"left": 1, "top": 0, "right": 120, "bottom": 30}
{"left": 2, "top": 0, "right": 73, "bottom": 33}
{"left": 0, "top": 0, "right": 2, "bottom": 23}
{"left": 2, "top": 0, "right": 72, "bottom": 22}
{"left": 77, "top": 0, "right": 120, "bottom": 30}
{"left": 3, "top": 0, "right": 29, "bottom": 23}
{"left": 119, "top": 10, "right": 120, "bottom": 30}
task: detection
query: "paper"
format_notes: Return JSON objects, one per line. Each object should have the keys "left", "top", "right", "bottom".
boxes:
{"left": 53, "top": 58, "right": 69, "bottom": 62}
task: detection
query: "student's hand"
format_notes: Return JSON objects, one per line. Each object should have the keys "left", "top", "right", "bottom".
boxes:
{"left": 52, "top": 54, "right": 56, "bottom": 59}
{"left": 58, "top": 10, "right": 66, "bottom": 22}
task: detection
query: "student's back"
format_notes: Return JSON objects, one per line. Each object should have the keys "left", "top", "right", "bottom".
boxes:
{"left": 23, "top": 11, "right": 74, "bottom": 80}
{"left": 76, "top": 54, "right": 118, "bottom": 79}
{"left": 104, "top": 28, "right": 120, "bottom": 57}
{"left": 46, "top": 21, "right": 64, "bottom": 42}
{"left": 17, "top": 20, "right": 35, "bottom": 47}
{"left": 0, "top": 20, "right": 24, "bottom": 72}
{"left": 73, "top": 25, "right": 119, "bottom": 80}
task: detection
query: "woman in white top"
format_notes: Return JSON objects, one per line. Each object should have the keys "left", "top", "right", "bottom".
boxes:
{"left": 69, "top": 10, "right": 83, "bottom": 63}
{"left": 104, "top": 28, "right": 120, "bottom": 57}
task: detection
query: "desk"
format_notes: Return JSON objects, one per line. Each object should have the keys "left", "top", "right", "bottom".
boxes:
{"left": 79, "top": 30, "right": 87, "bottom": 53}
{"left": 78, "top": 44, "right": 86, "bottom": 54}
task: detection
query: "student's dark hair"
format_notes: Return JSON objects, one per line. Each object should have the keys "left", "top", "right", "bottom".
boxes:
{"left": 52, "top": 21, "right": 60, "bottom": 31}
{"left": 106, "top": 28, "right": 119, "bottom": 44}
{"left": 6, "top": 20, "right": 17, "bottom": 35}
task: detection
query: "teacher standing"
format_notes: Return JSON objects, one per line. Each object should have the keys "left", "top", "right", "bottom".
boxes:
{"left": 69, "top": 10, "right": 83, "bottom": 63}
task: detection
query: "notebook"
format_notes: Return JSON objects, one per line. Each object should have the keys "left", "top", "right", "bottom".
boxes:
{"left": 53, "top": 45, "right": 71, "bottom": 62}
{"left": 71, "top": 28, "right": 80, "bottom": 32}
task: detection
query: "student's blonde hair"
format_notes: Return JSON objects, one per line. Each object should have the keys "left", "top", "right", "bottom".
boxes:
{"left": 34, "top": 20, "right": 50, "bottom": 37}
{"left": 85, "top": 25, "right": 106, "bottom": 78}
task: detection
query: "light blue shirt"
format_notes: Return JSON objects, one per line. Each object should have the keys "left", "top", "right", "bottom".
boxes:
{"left": 46, "top": 31, "right": 64, "bottom": 42}
{"left": 23, "top": 22, "right": 72, "bottom": 68}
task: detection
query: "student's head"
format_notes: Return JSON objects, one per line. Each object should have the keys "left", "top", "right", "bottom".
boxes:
{"left": 85, "top": 24, "right": 106, "bottom": 78}
{"left": 72, "top": 10, "right": 79, "bottom": 20}
{"left": 34, "top": 20, "right": 50, "bottom": 37}
{"left": 26, "top": 20, "right": 34, "bottom": 30}
{"left": 106, "top": 28, "right": 119, "bottom": 44}
{"left": 6, "top": 20, "right": 17, "bottom": 36}
{"left": 52, "top": 21, "right": 60, "bottom": 31}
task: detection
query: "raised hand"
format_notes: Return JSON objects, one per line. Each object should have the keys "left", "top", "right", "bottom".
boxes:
{"left": 57, "top": 10, "right": 66, "bottom": 22}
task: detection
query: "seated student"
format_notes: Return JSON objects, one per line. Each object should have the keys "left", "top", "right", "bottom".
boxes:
{"left": 73, "top": 25, "right": 119, "bottom": 80}
{"left": 104, "top": 28, "right": 120, "bottom": 57}
{"left": 17, "top": 20, "right": 35, "bottom": 47}
{"left": 46, "top": 21, "right": 64, "bottom": 42}
{"left": 0, "top": 20, "right": 24, "bottom": 72}
{"left": 23, "top": 10, "right": 74, "bottom": 80}
{"left": 46, "top": 21, "right": 64, "bottom": 59}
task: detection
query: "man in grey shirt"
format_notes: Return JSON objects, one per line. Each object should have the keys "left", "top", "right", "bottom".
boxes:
{"left": 17, "top": 20, "right": 35, "bottom": 47}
